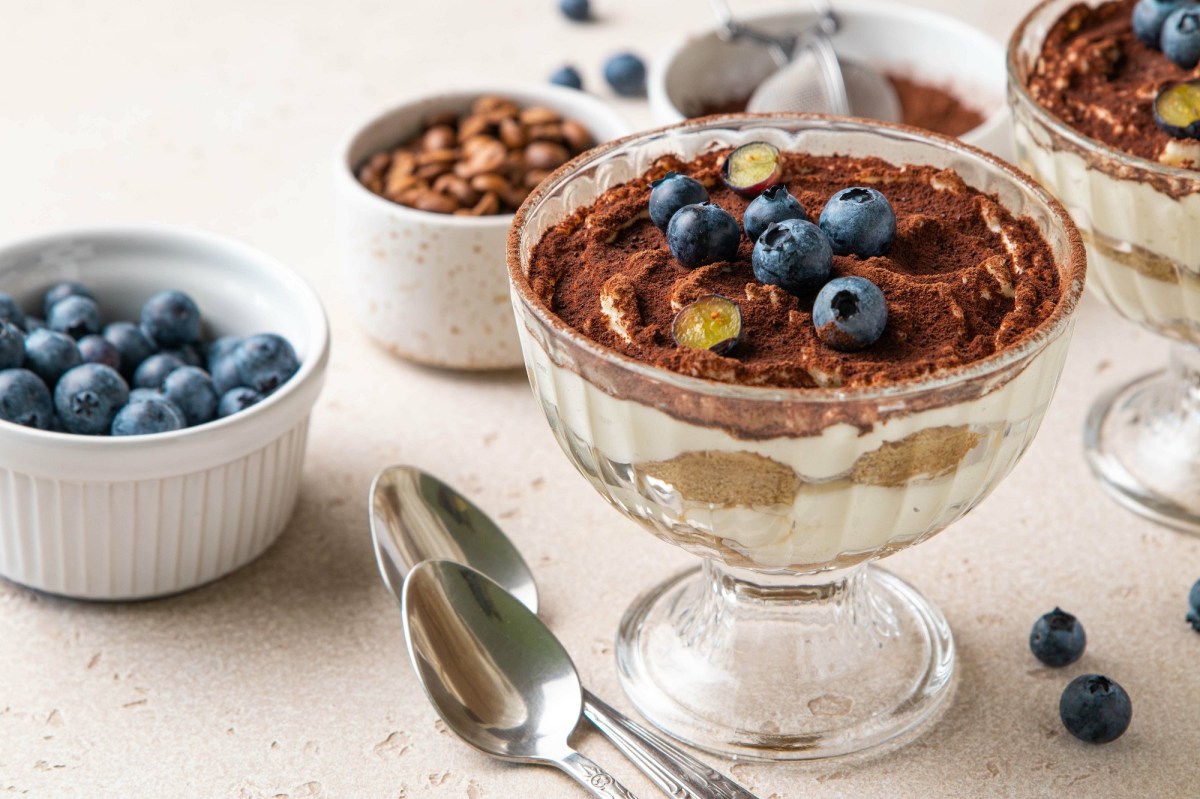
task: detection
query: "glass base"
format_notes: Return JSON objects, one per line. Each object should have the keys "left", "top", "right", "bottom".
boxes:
{"left": 1085, "top": 348, "right": 1200, "bottom": 534}
{"left": 615, "top": 561, "right": 956, "bottom": 761}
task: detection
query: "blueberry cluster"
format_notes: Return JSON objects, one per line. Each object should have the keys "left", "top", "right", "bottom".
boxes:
{"left": 0, "top": 283, "right": 299, "bottom": 437}
{"left": 1134, "top": 0, "right": 1200, "bottom": 68}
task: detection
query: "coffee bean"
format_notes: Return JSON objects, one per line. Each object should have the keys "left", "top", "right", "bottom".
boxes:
{"left": 459, "top": 114, "right": 493, "bottom": 140}
{"left": 412, "top": 191, "right": 459, "bottom": 214}
{"left": 561, "top": 120, "right": 593, "bottom": 153}
{"left": 421, "top": 125, "right": 457, "bottom": 152}
{"left": 525, "top": 141, "right": 570, "bottom": 171}
{"left": 456, "top": 139, "right": 507, "bottom": 179}
{"left": 524, "top": 169, "right": 552, "bottom": 189}
{"left": 434, "top": 173, "right": 481, "bottom": 207}
{"left": 519, "top": 106, "right": 561, "bottom": 126}
{"left": 424, "top": 110, "right": 459, "bottom": 129}
{"left": 470, "top": 192, "right": 501, "bottom": 216}
{"left": 473, "top": 96, "right": 519, "bottom": 117}
{"left": 499, "top": 117, "right": 526, "bottom": 149}
{"left": 470, "top": 173, "right": 511, "bottom": 196}
{"left": 385, "top": 170, "right": 421, "bottom": 198}
{"left": 526, "top": 123, "right": 564, "bottom": 142}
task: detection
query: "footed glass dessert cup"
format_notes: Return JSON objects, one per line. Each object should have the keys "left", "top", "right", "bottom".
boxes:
{"left": 1010, "top": 0, "right": 1200, "bottom": 533}
{"left": 507, "top": 116, "right": 1085, "bottom": 760}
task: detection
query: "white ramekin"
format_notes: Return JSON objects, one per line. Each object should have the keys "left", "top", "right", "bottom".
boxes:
{"left": 335, "top": 83, "right": 630, "bottom": 370}
{"left": 649, "top": 1, "right": 1011, "bottom": 158}
{"left": 0, "top": 225, "right": 330, "bottom": 600}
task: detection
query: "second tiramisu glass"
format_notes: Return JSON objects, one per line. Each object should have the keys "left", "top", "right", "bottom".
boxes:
{"left": 508, "top": 116, "right": 1085, "bottom": 760}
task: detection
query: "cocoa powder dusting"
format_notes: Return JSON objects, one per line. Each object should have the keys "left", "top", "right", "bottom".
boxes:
{"left": 528, "top": 150, "right": 1062, "bottom": 390}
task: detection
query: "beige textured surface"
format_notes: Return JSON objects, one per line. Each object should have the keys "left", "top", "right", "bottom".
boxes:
{"left": 0, "top": 1, "right": 1197, "bottom": 797}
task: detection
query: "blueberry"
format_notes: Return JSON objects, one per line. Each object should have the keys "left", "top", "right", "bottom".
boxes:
{"left": 813, "top": 276, "right": 888, "bottom": 351}
{"left": 233, "top": 334, "right": 300, "bottom": 394}
{"left": 1059, "top": 674, "right": 1132, "bottom": 744}
{"left": 1029, "top": 607, "right": 1086, "bottom": 667}
{"left": 1163, "top": 7, "right": 1200, "bottom": 68}
{"left": 129, "top": 387, "right": 163, "bottom": 404}
{"left": 1133, "top": 0, "right": 1195, "bottom": 48}
{"left": 649, "top": 172, "right": 710, "bottom": 230}
{"left": 744, "top": 185, "right": 809, "bottom": 242}
{"left": 0, "top": 292, "right": 27, "bottom": 331}
{"left": 211, "top": 354, "right": 243, "bottom": 395}
{"left": 23, "top": 329, "right": 82, "bottom": 388}
{"left": 751, "top": 219, "right": 832, "bottom": 295}
{"left": 103, "top": 321, "right": 156, "bottom": 378}
{"left": 217, "top": 386, "right": 263, "bottom": 418}
{"left": 666, "top": 203, "right": 741, "bottom": 268}
{"left": 818, "top": 187, "right": 897, "bottom": 258}
{"left": 77, "top": 334, "right": 121, "bottom": 371}
{"left": 54, "top": 363, "right": 129, "bottom": 435}
{"left": 1187, "top": 577, "right": 1200, "bottom": 631}
{"left": 132, "top": 352, "right": 186, "bottom": 389}
{"left": 42, "top": 281, "right": 94, "bottom": 318}
{"left": 559, "top": 0, "right": 589, "bottom": 21}
{"left": 0, "top": 368, "right": 54, "bottom": 430}
{"left": 549, "top": 65, "right": 584, "bottom": 90}
{"left": 111, "top": 398, "right": 186, "bottom": 437}
{"left": 160, "top": 343, "right": 203, "bottom": 367}
{"left": 0, "top": 321, "right": 24, "bottom": 369}
{"left": 23, "top": 317, "right": 46, "bottom": 333}
{"left": 604, "top": 52, "right": 646, "bottom": 97}
{"left": 47, "top": 295, "right": 102, "bottom": 339}
{"left": 141, "top": 290, "right": 201, "bottom": 348}
{"left": 161, "top": 366, "right": 218, "bottom": 426}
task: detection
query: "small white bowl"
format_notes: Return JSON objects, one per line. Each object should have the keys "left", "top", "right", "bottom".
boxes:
{"left": 649, "top": 0, "right": 1011, "bottom": 158}
{"left": 0, "top": 225, "right": 330, "bottom": 600}
{"left": 335, "top": 83, "right": 630, "bottom": 370}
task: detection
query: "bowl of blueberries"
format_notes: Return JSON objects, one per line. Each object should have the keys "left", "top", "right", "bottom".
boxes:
{"left": 0, "top": 224, "right": 330, "bottom": 600}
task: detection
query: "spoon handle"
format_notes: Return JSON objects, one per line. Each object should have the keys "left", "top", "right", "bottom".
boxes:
{"left": 583, "top": 691, "right": 760, "bottom": 799}
{"left": 559, "top": 750, "right": 641, "bottom": 799}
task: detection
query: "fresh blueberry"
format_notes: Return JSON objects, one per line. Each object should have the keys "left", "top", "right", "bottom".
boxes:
{"left": 77, "top": 334, "right": 122, "bottom": 370}
{"left": 559, "top": 0, "right": 589, "bottom": 21}
{"left": 128, "top": 387, "right": 163, "bottom": 404}
{"left": 0, "top": 292, "right": 26, "bottom": 331}
{"left": 751, "top": 219, "right": 832, "bottom": 295}
{"left": 132, "top": 352, "right": 186, "bottom": 389}
{"left": 1163, "top": 7, "right": 1200, "bottom": 68}
{"left": 211, "top": 354, "right": 243, "bottom": 394}
{"left": 1029, "top": 607, "right": 1087, "bottom": 667}
{"left": 649, "top": 172, "right": 710, "bottom": 230}
{"left": 0, "top": 368, "right": 54, "bottom": 429}
{"left": 217, "top": 386, "right": 263, "bottom": 418}
{"left": 818, "top": 187, "right": 897, "bottom": 258}
{"left": 233, "top": 334, "right": 300, "bottom": 394}
{"left": 666, "top": 203, "right": 741, "bottom": 268}
{"left": 111, "top": 398, "right": 186, "bottom": 437}
{"left": 160, "top": 343, "right": 203, "bottom": 367}
{"left": 103, "top": 321, "right": 156, "bottom": 378}
{"left": 1187, "top": 577, "right": 1200, "bottom": 631}
{"left": 813, "top": 276, "right": 888, "bottom": 351}
{"left": 0, "top": 321, "right": 24, "bottom": 369}
{"left": 54, "top": 363, "right": 129, "bottom": 435}
{"left": 1059, "top": 674, "right": 1132, "bottom": 744}
{"left": 161, "top": 366, "right": 218, "bottom": 426}
{"left": 141, "top": 290, "right": 201, "bottom": 348}
{"left": 207, "top": 336, "right": 241, "bottom": 370}
{"left": 604, "top": 52, "right": 646, "bottom": 97}
{"left": 23, "top": 329, "right": 82, "bottom": 388}
{"left": 744, "top": 185, "right": 809, "bottom": 242}
{"left": 47, "top": 295, "right": 102, "bottom": 339}
{"left": 1133, "top": 0, "right": 1195, "bottom": 48}
{"left": 549, "top": 65, "right": 584, "bottom": 90}
{"left": 42, "top": 281, "right": 94, "bottom": 318}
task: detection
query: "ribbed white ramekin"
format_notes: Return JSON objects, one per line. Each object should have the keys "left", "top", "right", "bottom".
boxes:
{"left": 0, "top": 225, "right": 330, "bottom": 600}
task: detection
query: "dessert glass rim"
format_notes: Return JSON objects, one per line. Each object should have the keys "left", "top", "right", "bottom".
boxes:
{"left": 1007, "top": 0, "right": 1200, "bottom": 184}
{"left": 507, "top": 112, "right": 1086, "bottom": 406}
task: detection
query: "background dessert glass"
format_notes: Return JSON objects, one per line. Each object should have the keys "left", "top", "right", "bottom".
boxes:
{"left": 1009, "top": 0, "right": 1200, "bottom": 534}
{"left": 508, "top": 115, "right": 1085, "bottom": 760}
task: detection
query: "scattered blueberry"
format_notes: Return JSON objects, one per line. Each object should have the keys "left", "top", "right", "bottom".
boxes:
{"left": 1133, "top": 0, "right": 1195, "bottom": 49}
{"left": 161, "top": 366, "right": 218, "bottom": 426}
{"left": 111, "top": 398, "right": 186, "bottom": 436}
{"left": 604, "top": 52, "right": 646, "bottom": 97}
{"left": 77, "top": 334, "right": 122, "bottom": 371}
{"left": 751, "top": 219, "right": 832, "bottom": 295}
{"left": 0, "top": 321, "right": 24, "bottom": 370}
{"left": 1162, "top": 7, "right": 1200, "bottom": 68}
{"left": 666, "top": 203, "right": 741, "bottom": 268}
{"left": 233, "top": 334, "right": 300, "bottom": 394}
{"left": 42, "top": 281, "right": 94, "bottom": 318}
{"left": 23, "top": 329, "right": 82, "bottom": 388}
{"left": 559, "top": 0, "right": 589, "bottom": 21}
{"left": 217, "top": 386, "right": 263, "bottom": 418}
{"left": 1187, "top": 578, "right": 1200, "bottom": 631}
{"left": 132, "top": 352, "right": 186, "bottom": 390}
{"left": 141, "top": 290, "right": 201, "bottom": 348}
{"left": 54, "top": 363, "right": 129, "bottom": 435}
{"left": 103, "top": 321, "right": 156, "bottom": 378}
{"left": 813, "top": 276, "right": 888, "bottom": 351}
{"left": 744, "top": 185, "right": 809, "bottom": 242}
{"left": 1059, "top": 674, "right": 1132, "bottom": 744}
{"left": 549, "top": 65, "right": 584, "bottom": 90}
{"left": 818, "top": 187, "right": 897, "bottom": 258}
{"left": 1029, "top": 607, "right": 1087, "bottom": 667}
{"left": 0, "top": 292, "right": 26, "bottom": 331}
{"left": 0, "top": 368, "right": 54, "bottom": 429}
{"left": 649, "top": 172, "right": 710, "bottom": 230}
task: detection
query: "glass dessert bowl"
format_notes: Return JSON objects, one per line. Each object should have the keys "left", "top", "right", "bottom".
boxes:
{"left": 1009, "top": 0, "right": 1200, "bottom": 532}
{"left": 507, "top": 115, "right": 1085, "bottom": 760}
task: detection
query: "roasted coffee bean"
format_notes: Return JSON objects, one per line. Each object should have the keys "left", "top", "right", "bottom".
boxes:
{"left": 561, "top": 119, "right": 593, "bottom": 153}
{"left": 473, "top": 96, "right": 519, "bottom": 117}
{"left": 525, "top": 123, "right": 564, "bottom": 142}
{"left": 458, "top": 114, "right": 493, "bottom": 140}
{"left": 500, "top": 184, "right": 531, "bottom": 208}
{"left": 411, "top": 191, "right": 459, "bottom": 214}
{"left": 461, "top": 134, "right": 498, "bottom": 157}
{"left": 470, "top": 173, "right": 511, "bottom": 196}
{"left": 456, "top": 139, "right": 507, "bottom": 179}
{"left": 525, "top": 141, "right": 570, "bottom": 171}
{"left": 471, "top": 192, "right": 501, "bottom": 216}
{"left": 434, "top": 173, "right": 481, "bottom": 207}
{"left": 416, "top": 149, "right": 459, "bottom": 167}
{"left": 499, "top": 117, "right": 526, "bottom": 149}
{"left": 424, "top": 110, "right": 459, "bottom": 129}
{"left": 385, "top": 170, "right": 421, "bottom": 198}
{"left": 519, "top": 106, "right": 561, "bottom": 126}
{"left": 421, "top": 125, "right": 457, "bottom": 152}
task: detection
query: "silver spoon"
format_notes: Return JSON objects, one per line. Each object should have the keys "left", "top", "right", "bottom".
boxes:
{"left": 403, "top": 559, "right": 638, "bottom": 798}
{"left": 371, "top": 465, "right": 759, "bottom": 799}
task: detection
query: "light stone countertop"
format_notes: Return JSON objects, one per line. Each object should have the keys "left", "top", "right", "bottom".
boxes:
{"left": 1, "top": 1, "right": 1197, "bottom": 797}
